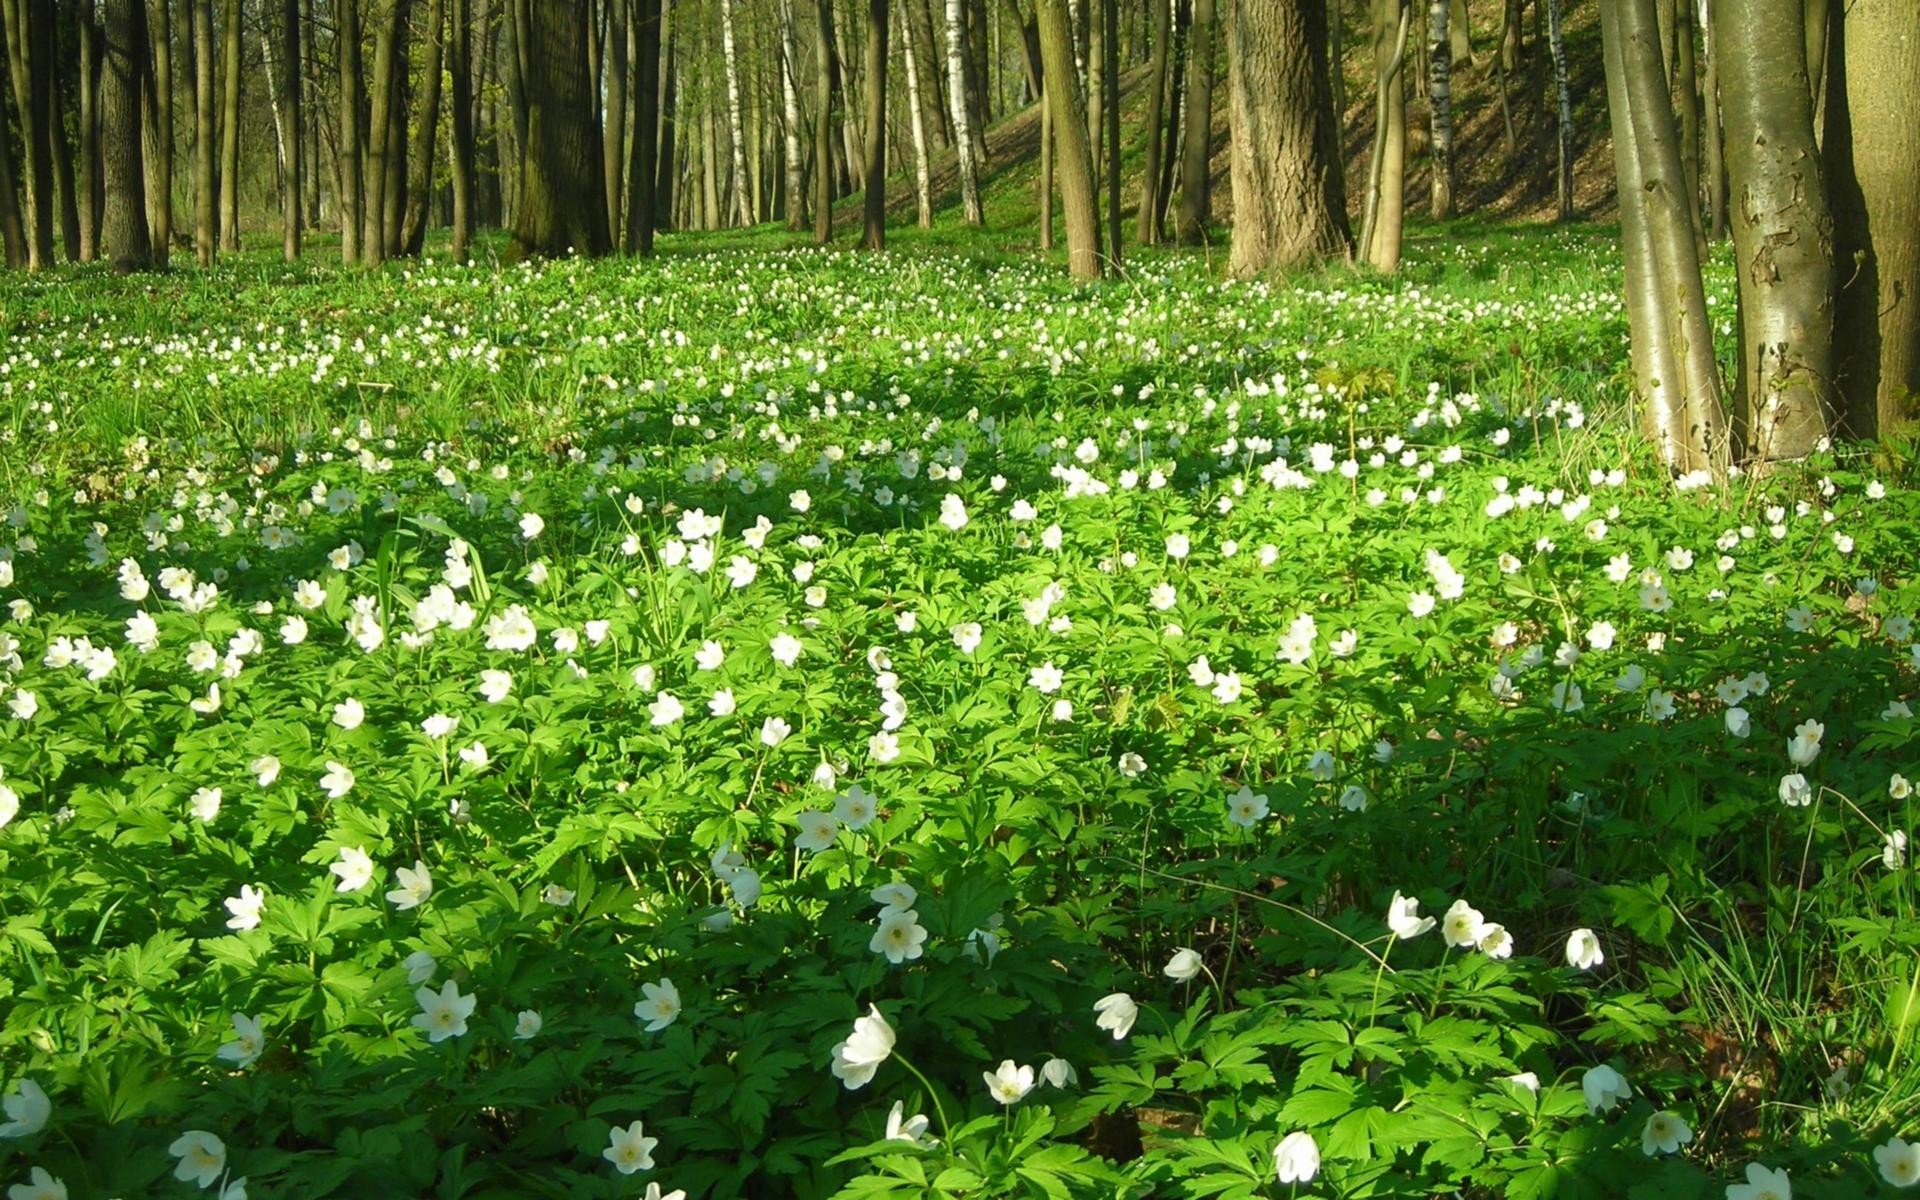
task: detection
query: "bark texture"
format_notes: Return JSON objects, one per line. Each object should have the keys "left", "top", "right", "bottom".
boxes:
{"left": 101, "top": 0, "right": 153, "bottom": 271}
{"left": 1175, "top": 0, "right": 1213, "bottom": 243}
{"left": 1037, "top": 0, "right": 1098, "bottom": 278}
{"left": 860, "top": 0, "right": 888, "bottom": 249}
{"left": 1226, "top": 0, "right": 1351, "bottom": 276}
{"left": 510, "top": 0, "right": 610, "bottom": 257}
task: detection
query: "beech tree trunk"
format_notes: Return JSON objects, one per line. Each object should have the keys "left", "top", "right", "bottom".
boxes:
{"left": 450, "top": 0, "right": 474, "bottom": 259}
{"left": 362, "top": 0, "right": 404, "bottom": 263}
{"left": 1701, "top": 0, "right": 1727, "bottom": 240}
{"left": 813, "top": 0, "right": 835, "bottom": 242}
{"left": 860, "top": 0, "right": 888, "bottom": 250}
{"left": 194, "top": 0, "right": 215, "bottom": 264}
{"left": 401, "top": 0, "right": 442, "bottom": 255}
{"left": 1037, "top": 0, "right": 1098, "bottom": 278}
{"left": 949, "top": 0, "right": 983, "bottom": 223}
{"left": 1714, "top": 0, "right": 1833, "bottom": 462}
{"left": 1359, "top": 0, "right": 1409, "bottom": 270}
{"left": 146, "top": 0, "right": 172, "bottom": 263}
{"left": 603, "top": 0, "right": 626, "bottom": 228}
{"left": 80, "top": 8, "right": 102, "bottom": 262}
{"left": 1102, "top": 0, "right": 1119, "bottom": 264}
{"left": 1603, "top": 0, "right": 1725, "bottom": 469}
{"left": 0, "top": 16, "right": 21, "bottom": 267}
{"left": 779, "top": 0, "right": 805, "bottom": 230}
{"left": 1175, "top": 0, "right": 1213, "bottom": 242}
{"left": 1427, "top": 0, "right": 1453, "bottom": 216}
{"left": 628, "top": 0, "right": 660, "bottom": 251}
{"left": 4, "top": 0, "right": 59, "bottom": 268}
{"left": 1135, "top": 0, "right": 1171, "bottom": 243}
{"left": 1825, "top": 0, "right": 1919, "bottom": 436}
{"left": 101, "top": 0, "right": 153, "bottom": 271}
{"left": 510, "top": 0, "right": 609, "bottom": 256}
{"left": 1226, "top": 0, "right": 1350, "bottom": 275}
{"left": 217, "top": 0, "right": 238, "bottom": 250}
{"left": 901, "top": 10, "right": 934, "bottom": 227}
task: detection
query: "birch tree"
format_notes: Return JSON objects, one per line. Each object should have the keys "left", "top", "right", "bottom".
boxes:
{"left": 948, "top": 0, "right": 983, "bottom": 223}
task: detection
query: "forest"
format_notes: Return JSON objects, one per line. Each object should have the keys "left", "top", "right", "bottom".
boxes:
{"left": 2, "top": 1, "right": 1920, "bottom": 1199}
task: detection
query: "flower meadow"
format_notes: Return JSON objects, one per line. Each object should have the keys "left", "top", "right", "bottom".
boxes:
{"left": 2, "top": 230, "right": 1920, "bottom": 1199}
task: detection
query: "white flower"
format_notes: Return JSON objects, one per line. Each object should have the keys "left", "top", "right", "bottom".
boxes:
{"left": 1726, "top": 707, "right": 1752, "bottom": 738}
{"left": 0, "top": 1078, "right": 50, "bottom": 1139}
{"left": 939, "top": 493, "right": 969, "bottom": 531}
{"left": 332, "top": 697, "right": 365, "bottom": 730}
{"left": 421, "top": 713, "right": 458, "bottom": 740}
{"left": 1093, "top": 992, "right": 1138, "bottom": 1040}
{"left": 794, "top": 810, "right": 836, "bottom": 852}
{"left": 386, "top": 860, "right": 433, "bottom": 910}
{"left": 1307, "top": 749, "right": 1336, "bottom": 781}
{"left": 770, "top": 632, "right": 803, "bottom": 667}
{"left": 330, "top": 846, "right": 375, "bottom": 893}
{"left": 190, "top": 786, "right": 223, "bottom": 822}
{"left": 871, "top": 908, "right": 929, "bottom": 964}
{"left": 217, "top": 1013, "right": 266, "bottom": 1069}
{"left": 1874, "top": 1136, "right": 1920, "bottom": 1188}
{"left": 885, "top": 1099, "right": 935, "bottom": 1147}
{"left": 1778, "top": 773, "right": 1813, "bottom": 808}
{"left": 1164, "top": 948, "right": 1203, "bottom": 982}
{"left": 1408, "top": 591, "right": 1436, "bottom": 618}
{"left": 1565, "top": 928, "right": 1605, "bottom": 970}
{"left": 1581, "top": 1064, "right": 1633, "bottom": 1113}
{"left": 1273, "top": 1131, "right": 1320, "bottom": 1185}
{"left": 984, "top": 1059, "right": 1036, "bottom": 1105}
{"left": 518, "top": 512, "right": 544, "bottom": 540}
{"left": 951, "top": 622, "right": 983, "bottom": 654}
{"left": 404, "top": 950, "right": 438, "bottom": 984}
{"left": 319, "top": 760, "right": 355, "bottom": 799}
{"left": 1884, "top": 830, "right": 1909, "bottom": 871}
{"left": 412, "top": 980, "right": 476, "bottom": 1043}
{"left": 1726, "top": 1162, "right": 1792, "bottom": 1200}
{"left": 1787, "top": 719, "right": 1824, "bottom": 767}
{"left": 1641, "top": 1109, "right": 1693, "bottom": 1156}
{"left": 1387, "top": 891, "right": 1436, "bottom": 939}
{"left": 871, "top": 882, "right": 917, "bottom": 911}
{"left": 636, "top": 979, "right": 681, "bottom": 1032}
{"left": 835, "top": 784, "right": 879, "bottom": 829}
{"left": 479, "top": 668, "right": 513, "bottom": 703}
{"left": 1116, "top": 752, "right": 1147, "bottom": 778}
{"left": 1040, "top": 1056, "right": 1077, "bottom": 1088}
{"left": 5, "top": 1166, "right": 66, "bottom": 1200}
{"left": 169, "top": 1130, "right": 227, "bottom": 1188}
{"left": 760, "top": 717, "right": 792, "bottom": 747}
{"left": 1227, "top": 785, "right": 1269, "bottom": 828}
{"left": 514, "top": 1010, "right": 543, "bottom": 1040}
{"left": 1441, "top": 899, "right": 1487, "bottom": 948}
{"left": 1027, "top": 661, "right": 1064, "bottom": 693}
{"left": 830, "top": 1005, "right": 896, "bottom": 1089}
{"left": 603, "top": 1120, "right": 658, "bottom": 1175}
{"left": 648, "top": 692, "right": 684, "bottom": 727}
{"left": 224, "top": 885, "right": 266, "bottom": 931}
{"left": 1339, "top": 784, "right": 1369, "bottom": 812}
{"left": 1479, "top": 923, "right": 1514, "bottom": 959}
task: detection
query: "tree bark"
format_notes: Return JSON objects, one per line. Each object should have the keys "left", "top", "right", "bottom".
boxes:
{"left": 278, "top": 0, "right": 301, "bottom": 259}
{"left": 1701, "top": 0, "right": 1726, "bottom": 240}
{"left": 1226, "top": 0, "right": 1350, "bottom": 275}
{"left": 1038, "top": 68, "right": 1052, "bottom": 248}
{"left": 4, "top": 0, "right": 58, "bottom": 268}
{"left": 361, "top": 0, "right": 403, "bottom": 263}
{"left": 193, "top": 0, "right": 215, "bottom": 263}
{"left": 217, "top": 0, "right": 238, "bottom": 250}
{"left": 861, "top": 0, "right": 888, "bottom": 249}
{"left": 1426, "top": 0, "right": 1452, "bottom": 217}
{"left": 449, "top": 0, "right": 473, "bottom": 258}
{"left": 949, "top": 0, "right": 984, "bottom": 223}
{"left": 80, "top": 5, "right": 102, "bottom": 262}
{"left": 1102, "top": 0, "right": 1119, "bottom": 264}
{"left": 1605, "top": 0, "right": 1726, "bottom": 469}
{"left": 147, "top": 0, "right": 172, "bottom": 263}
{"left": 0, "top": 9, "right": 22, "bottom": 267}
{"left": 1358, "top": 0, "right": 1408, "bottom": 270}
{"left": 1134, "top": 0, "right": 1170, "bottom": 243}
{"left": 813, "top": 0, "right": 836, "bottom": 242}
{"left": 101, "top": 0, "right": 153, "bottom": 270}
{"left": 510, "top": 0, "right": 609, "bottom": 256}
{"left": 603, "top": 0, "right": 626, "bottom": 229}
{"left": 779, "top": 0, "right": 805, "bottom": 230}
{"left": 1826, "top": 0, "right": 1918, "bottom": 436}
{"left": 901, "top": 8, "right": 934, "bottom": 227}
{"left": 1714, "top": 0, "right": 1833, "bottom": 462}
{"left": 400, "top": 0, "right": 442, "bottom": 255}
{"left": 1175, "top": 0, "right": 1213, "bottom": 243}
{"left": 720, "top": 0, "right": 751, "bottom": 226}
{"left": 628, "top": 0, "right": 660, "bottom": 250}
{"left": 1546, "top": 0, "right": 1573, "bottom": 220}
{"left": 1037, "top": 0, "right": 1097, "bottom": 277}
{"left": 653, "top": 2, "right": 675, "bottom": 229}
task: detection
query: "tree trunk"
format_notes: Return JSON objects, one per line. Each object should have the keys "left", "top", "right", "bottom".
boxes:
{"left": 861, "top": 0, "right": 888, "bottom": 249}
{"left": 511, "top": 0, "right": 609, "bottom": 256}
{"left": 101, "top": 0, "right": 153, "bottom": 270}
{"left": 381, "top": 13, "right": 408, "bottom": 256}
{"left": 362, "top": 0, "right": 403, "bottom": 263}
{"left": 79, "top": 6, "right": 102, "bottom": 262}
{"left": 603, "top": 0, "right": 626, "bottom": 229}
{"left": 302, "top": 0, "right": 318, "bottom": 224}
{"left": 1134, "top": 0, "right": 1170, "bottom": 243}
{"left": 1826, "top": 0, "right": 1918, "bottom": 437}
{"left": 218, "top": 0, "right": 238, "bottom": 250}
{"left": 653, "top": 2, "right": 675, "bottom": 230}
{"left": 148, "top": 0, "right": 172, "bottom": 263}
{"left": 720, "top": 0, "right": 751, "bottom": 226}
{"left": 628, "top": 0, "right": 660, "bottom": 251}
{"left": 1604, "top": 0, "right": 1726, "bottom": 469}
{"left": 1226, "top": 0, "right": 1350, "bottom": 275}
{"left": 779, "top": 0, "right": 805, "bottom": 230}
{"left": 1426, "top": 0, "right": 1452, "bottom": 216}
{"left": 278, "top": 0, "right": 301, "bottom": 259}
{"left": 1038, "top": 68, "right": 1052, "bottom": 247}
{"left": 1037, "top": 0, "right": 1097, "bottom": 277}
{"left": 449, "top": 0, "right": 473, "bottom": 258}
{"left": 1156, "top": 0, "right": 1185, "bottom": 233}
{"left": 52, "top": 25, "right": 81, "bottom": 263}
{"left": 0, "top": 8, "right": 22, "bottom": 267}
{"left": 901, "top": 8, "right": 934, "bottom": 227}
{"left": 4, "top": 0, "right": 58, "bottom": 268}
{"left": 1546, "top": 0, "right": 1572, "bottom": 220}
{"left": 1103, "top": 0, "right": 1119, "bottom": 264}
{"left": 1701, "top": 0, "right": 1726, "bottom": 240}
{"left": 1714, "top": 0, "right": 1833, "bottom": 461}
{"left": 193, "top": 0, "right": 215, "bottom": 263}
{"left": 401, "top": 0, "right": 442, "bottom": 255}
{"left": 1358, "top": 0, "right": 1408, "bottom": 270}
{"left": 813, "top": 0, "right": 836, "bottom": 241}
{"left": 949, "top": 0, "right": 983, "bottom": 223}
{"left": 1175, "top": 0, "right": 1213, "bottom": 243}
